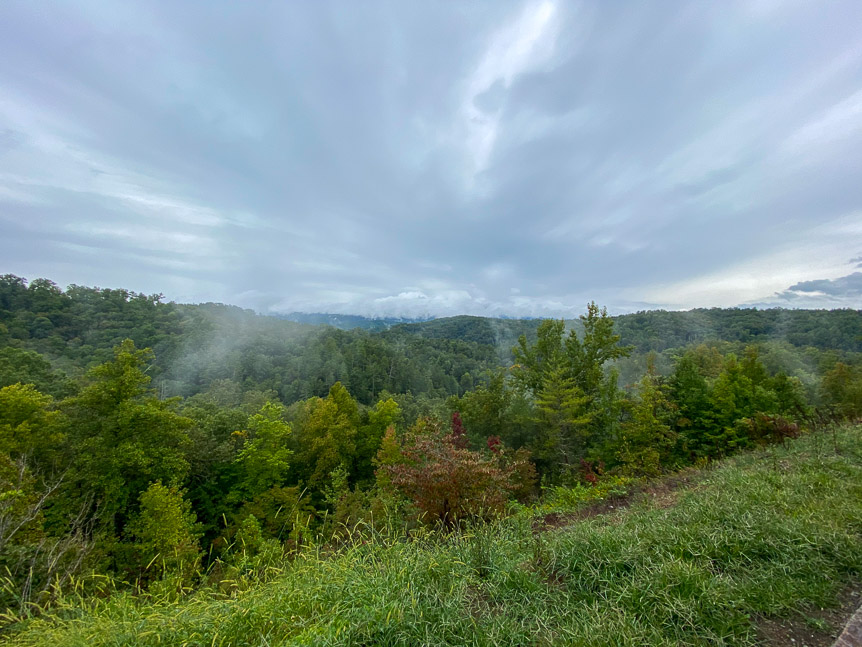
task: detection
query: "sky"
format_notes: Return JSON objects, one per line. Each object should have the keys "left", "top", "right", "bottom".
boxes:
{"left": 1, "top": 1, "right": 861, "bottom": 318}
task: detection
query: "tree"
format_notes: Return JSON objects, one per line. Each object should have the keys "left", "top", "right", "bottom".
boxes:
{"left": 0, "top": 384, "right": 67, "bottom": 561}
{"left": 511, "top": 305, "right": 630, "bottom": 479}
{"left": 373, "top": 425, "right": 403, "bottom": 490}
{"left": 353, "top": 397, "right": 401, "bottom": 483}
{"left": 512, "top": 319, "right": 566, "bottom": 396}
{"left": 450, "top": 369, "right": 534, "bottom": 449}
{"left": 668, "top": 354, "right": 717, "bottom": 460}
{"left": 180, "top": 400, "right": 246, "bottom": 542}
{"left": 739, "top": 346, "right": 779, "bottom": 414}
{"left": 617, "top": 366, "right": 676, "bottom": 476}
{"left": 61, "top": 340, "right": 192, "bottom": 532}
{"left": 0, "top": 348, "right": 75, "bottom": 399}
{"left": 235, "top": 486, "right": 315, "bottom": 545}
{"left": 565, "top": 303, "right": 631, "bottom": 450}
{"left": 564, "top": 303, "right": 632, "bottom": 398}
{"left": 0, "top": 386, "right": 96, "bottom": 614}
{"left": 124, "top": 481, "right": 201, "bottom": 580}
{"left": 383, "top": 418, "right": 528, "bottom": 528}
{"left": 532, "top": 366, "right": 591, "bottom": 482}
{"left": 0, "top": 383, "right": 65, "bottom": 472}
{"left": 704, "top": 355, "right": 759, "bottom": 456}
{"left": 232, "top": 402, "right": 293, "bottom": 499}
{"left": 450, "top": 411, "right": 467, "bottom": 448}
{"left": 769, "top": 373, "right": 807, "bottom": 419}
{"left": 291, "top": 382, "right": 359, "bottom": 492}
{"left": 821, "top": 362, "right": 862, "bottom": 419}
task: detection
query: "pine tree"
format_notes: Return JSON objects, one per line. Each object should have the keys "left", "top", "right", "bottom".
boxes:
{"left": 617, "top": 365, "right": 676, "bottom": 476}
{"left": 533, "top": 366, "right": 591, "bottom": 482}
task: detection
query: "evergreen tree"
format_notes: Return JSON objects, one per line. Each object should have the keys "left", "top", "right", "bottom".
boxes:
{"left": 617, "top": 365, "right": 676, "bottom": 476}
{"left": 669, "top": 354, "right": 717, "bottom": 460}
{"left": 511, "top": 304, "right": 630, "bottom": 480}
{"left": 532, "top": 366, "right": 591, "bottom": 482}
{"left": 820, "top": 362, "right": 862, "bottom": 419}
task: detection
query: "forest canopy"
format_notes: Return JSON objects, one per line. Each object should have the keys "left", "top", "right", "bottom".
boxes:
{"left": 1, "top": 273, "right": 861, "bottom": 618}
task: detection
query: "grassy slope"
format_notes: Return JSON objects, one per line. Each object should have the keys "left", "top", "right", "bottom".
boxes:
{"left": 9, "top": 426, "right": 862, "bottom": 647}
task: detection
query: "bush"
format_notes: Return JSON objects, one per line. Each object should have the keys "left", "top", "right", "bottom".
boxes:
{"left": 739, "top": 413, "right": 800, "bottom": 446}
{"left": 383, "top": 418, "right": 534, "bottom": 527}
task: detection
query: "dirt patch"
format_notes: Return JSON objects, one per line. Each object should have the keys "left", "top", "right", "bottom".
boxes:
{"left": 756, "top": 582, "right": 861, "bottom": 647}
{"left": 638, "top": 470, "right": 700, "bottom": 508}
{"left": 534, "top": 495, "right": 631, "bottom": 532}
{"left": 533, "top": 468, "right": 705, "bottom": 533}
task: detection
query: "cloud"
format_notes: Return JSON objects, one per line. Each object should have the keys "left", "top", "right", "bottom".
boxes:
{"left": 1, "top": 1, "right": 861, "bottom": 315}
{"left": 460, "top": 1, "right": 561, "bottom": 181}
{"left": 748, "top": 254, "right": 862, "bottom": 308}
{"left": 747, "top": 272, "right": 862, "bottom": 309}
{"left": 785, "top": 272, "right": 862, "bottom": 298}
{"left": 633, "top": 212, "right": 862, "bottom": 308}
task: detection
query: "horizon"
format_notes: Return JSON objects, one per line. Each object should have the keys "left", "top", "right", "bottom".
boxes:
{"left": 2, "top": 2, "right": 862, "bottom": 316}
{"left": 5, "top": 271, "right": 861, "bottom": 322}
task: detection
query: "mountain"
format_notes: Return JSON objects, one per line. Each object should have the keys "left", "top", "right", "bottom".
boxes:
{"left": 275, "top": 312, "right": 432, "bottom": 331}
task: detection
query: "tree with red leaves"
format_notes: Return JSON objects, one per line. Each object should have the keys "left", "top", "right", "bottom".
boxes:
{"left": 380, "top": 418, "right": 533, "bottom": 528}
{"left": 450, "top": 411, "right": 467, "bottom": 449}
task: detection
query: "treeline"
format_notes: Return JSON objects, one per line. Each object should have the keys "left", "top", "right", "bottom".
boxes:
{"left": 3, "top": 275, "right": 861, "bottom": 408}
{"left": 1, "top": 275, "right": 862, "bottom": 619}
{"left": 612, "top": 307, "right": 862, "bottom": 352}
{"left": 395, "top": 307, "right": 862, "bottom": 353}
{"left": 0, "top": 275, "right": 495, "bottom": 406}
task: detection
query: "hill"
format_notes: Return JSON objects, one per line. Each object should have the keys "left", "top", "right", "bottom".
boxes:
{"left": 0, "top": 276, "right": 497, "bottom": 405}
{"left": 396, "top": 308, "right": 862, "bottom": 353}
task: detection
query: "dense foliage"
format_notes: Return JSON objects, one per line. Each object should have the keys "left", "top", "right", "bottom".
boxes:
{"left": 398, "top": 307, "right": 862, "bottom": 353}
{"left": 1, "top": 273, "right": 861, "bottom": 624}
{"left": 6, "top": 426, "right": 862, "bottom": 646}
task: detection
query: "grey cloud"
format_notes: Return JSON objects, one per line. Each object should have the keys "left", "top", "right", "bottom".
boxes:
{"left": 474, "top": 80, "right": 507, "bottom": 113}
{"left": 1, "top": 1, "right": 862, "bottom": 315}
{"left": 748, "top": 271, "right": 862, "bottom": 310}
{"left": 786, "top": 273, "right": 862, "bottom": 297}
{"left": 0, "top": 129, "right": 24, "bottom": 155}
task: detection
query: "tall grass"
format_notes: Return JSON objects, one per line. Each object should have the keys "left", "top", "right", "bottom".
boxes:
{"left": 7, "top": 426, "right": 862, "bottom": 646}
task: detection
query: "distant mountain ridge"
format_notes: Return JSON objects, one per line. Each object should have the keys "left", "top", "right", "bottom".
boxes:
{"left": 393, "top": 308, "right": 862, "bottom": 353}
{"left": 275, "top": 308, "right": 862, "bottom": 353}
{"left": 275, "top": 312, "right": 433, "bottom": 331}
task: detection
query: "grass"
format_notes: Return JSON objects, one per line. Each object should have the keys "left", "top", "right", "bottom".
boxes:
{"left": 531, "top": 474, "right": 633, "bottom": 516}
{"left": 6, "top": 425, "right": 862, "bottom": 646}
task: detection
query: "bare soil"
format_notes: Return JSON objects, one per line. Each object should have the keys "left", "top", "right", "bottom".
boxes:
{"left": 533, "top": 467, "right": 704, "bottom": 533}
{"left": 756, "top": 583, "right": 861, "bottom": 646}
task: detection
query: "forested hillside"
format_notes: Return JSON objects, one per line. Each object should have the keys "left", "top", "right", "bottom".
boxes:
{"left": 4, "top": 274, "right": 859, "bottom": 407}
{"left": 395, "top": 307, "right": 862, "bottom": 353}
{"left": 1, "top": 273, "right": 861, "bottom": 628}
{"left": 0, "top": 275, "right": 496, "bottom": 406}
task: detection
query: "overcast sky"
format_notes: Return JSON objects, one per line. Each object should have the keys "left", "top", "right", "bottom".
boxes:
{"left": 1, "top": 1, "right": 861, "bottom": 317}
